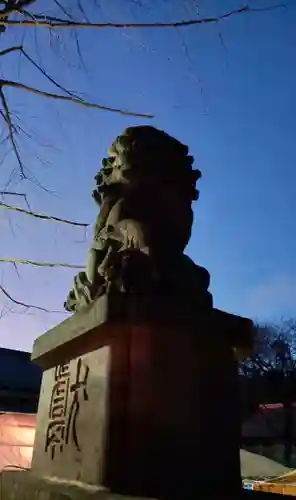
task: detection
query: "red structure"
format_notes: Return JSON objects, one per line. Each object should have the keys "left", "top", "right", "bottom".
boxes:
{"left": 0, "top": 412, "right": 36, "bottom": 471}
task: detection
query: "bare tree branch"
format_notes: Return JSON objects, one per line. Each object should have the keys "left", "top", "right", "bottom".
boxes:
{"left": 0, "top": 283, "right": 61, "bottom": 313}
{"left": 76, "top": 0, "right": 90, "bottom": 23}
{"left": 1, "top": 3, "right": 288, "bottom": 29}
{"left": 0, "top": 200, "right": 89, "bottom": 227}
{"left": 0, "top": 0, "right": 35, "bottom": 19}
{"left": 0, "top": 79, "right": 153, "bottom": 118}
{"left": 0, "top": 191, "right": 31, "bottom": 210}
{"left": 12, "top": 261, "right": 21, "bottom": 279}
{"left": 0, "top": 257, "right": 84, "bottom": 268}
{"left": 0, "top": 44, "right": 84, "bottom": 100}
{"left": 0, "top": 0, "right": 286, "bottom": 321}
{"left": 0, "top": 87, "right": 25, "bottom": 177}
{"left": 20, "top": 47, "right": 84, "bottom": 100}
{"left": 0, "top": 45, "right": 21, "bottom": 56}
{"left": 52, "top": 0, "right": 73, "bottom": 20}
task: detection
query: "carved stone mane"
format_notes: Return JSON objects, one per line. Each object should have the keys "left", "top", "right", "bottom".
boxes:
{"left": 64, "top": 126, "right": 212, "bottom": 313}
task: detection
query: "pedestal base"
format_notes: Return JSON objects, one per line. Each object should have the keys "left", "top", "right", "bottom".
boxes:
{"left": 0, "top": 471, "right": 150, "bottom": 500}
{"left": 0, "top": 471, "right": 294, "bottom": 500}
{"left": 31, "top": 294, "right": 254, "bottom": 499}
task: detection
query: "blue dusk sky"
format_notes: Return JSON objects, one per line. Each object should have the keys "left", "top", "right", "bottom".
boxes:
{"left": 0, "top": 0, "right": 296, "bottom": 351}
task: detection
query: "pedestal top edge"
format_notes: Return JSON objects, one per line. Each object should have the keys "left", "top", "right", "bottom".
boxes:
{"left": 31, "top": 292, "right": 253, "bottom": 367}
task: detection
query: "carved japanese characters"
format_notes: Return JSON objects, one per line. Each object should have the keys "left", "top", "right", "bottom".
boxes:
{"left": 45, "top": 359, "right": 89, "bottom": 459}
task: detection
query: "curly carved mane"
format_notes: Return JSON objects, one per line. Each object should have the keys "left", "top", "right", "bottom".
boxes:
{"left": 64, "top": 126, "right": 210, "bottom": 313}
{"left": 93, "top": 126, "right": 201, "bottom": 205}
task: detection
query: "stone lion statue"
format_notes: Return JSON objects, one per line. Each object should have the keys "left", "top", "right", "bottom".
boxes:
{"left": 65, "top": 126, "right": 212, "bottom": 313}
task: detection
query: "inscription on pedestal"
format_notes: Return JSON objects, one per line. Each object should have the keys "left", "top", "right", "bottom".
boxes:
{"left": 32, "top": 347, "right": 110, "bottom": 485}
{"left": 45, "top": 358, "right": 89, "bottom": 459}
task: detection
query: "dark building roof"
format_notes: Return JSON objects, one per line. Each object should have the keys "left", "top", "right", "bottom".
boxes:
{"left": 0, "top": 347, "right": 42, "bottom": 393}
{"left": 242, "top": 402, "right": 296, "bottom": 443}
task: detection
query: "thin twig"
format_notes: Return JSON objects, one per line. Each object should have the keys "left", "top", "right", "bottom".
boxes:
{"left": 0, "top": 45, "right": 21, "bottom": 56}
{"left": 21, "top": 47, "right": 85, "bottom": 100}
{"left": 1, "top": 3, "right": 288, "bottom": 29}
{"left": 0, "top": 201, "right": 89, "bottom": 227}
{"left": 0, "top": 0, "right": 35, "bottom": 19}
{"left": 0, "top": 108, "right": 18, "bottom": 134}
{"left": 0, "top": 45, "right": 82, "bottom": 100}
{"left": 0, "top": 257, "right": 84, "bottom": 268}
{"left": 0, "top": 79, "right": 153, "bottom": 118}
{"left": 52, "top": 0, "right": 73, "bottom": 20}
{"left": 12, "top": 261, "right": 21, "bottom": 279}
{"left": 0, "top": 191, "right": 31, "bottom": 210}
{"left": 0, "top": 87, "right": 25, "bottom": 177}
{"left": 0, "top": 283, "right": 61, "bottom": 313}
{"left": 77, "top": 0, "right": 90, "bottom": 23}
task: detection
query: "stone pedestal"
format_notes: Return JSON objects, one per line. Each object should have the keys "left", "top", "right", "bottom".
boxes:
{"left": 30, "top": 293, "right": 253, "bottom": 499}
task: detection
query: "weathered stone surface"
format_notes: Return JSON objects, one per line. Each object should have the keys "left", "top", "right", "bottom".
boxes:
{"left": 29, "top": 126, "right": 256, "bottom": 499}
{"left": 104, "top": 321, "right": 242, "bottom": 498}
{"left": 30, "top": 300, "right": 253, "bottom": 498}
{"left": 31, "top": 295, "right": 112, "bottom": 368}
{"left": 32, "top": 293, "right": 254, "bottom": 370}
{"left": 64, "top": 126, "right": 211, "bottom": 315}
{"left": 0, "top": 471, "right": 152, "bottom": 500}
{"left": 32, "top": 347, "right": 110, "bottom": 485}
{"left": 2, "top": 472, "right": 295, "bottom": 500}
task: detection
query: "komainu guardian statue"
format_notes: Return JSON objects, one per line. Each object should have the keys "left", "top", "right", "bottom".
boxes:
{"left": 65, "top": 126, "right": 213, "bottom": 312}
